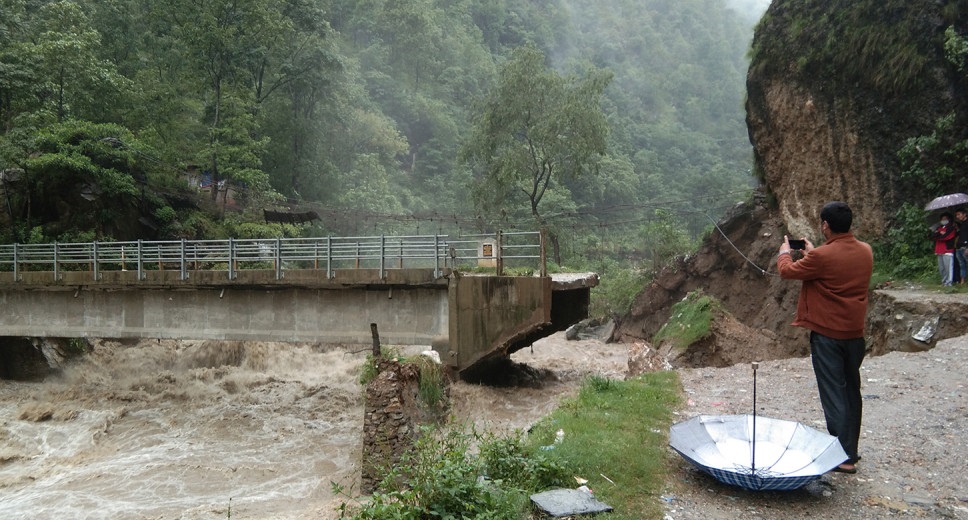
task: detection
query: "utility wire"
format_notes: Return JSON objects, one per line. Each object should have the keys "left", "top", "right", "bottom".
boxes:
{"left": 703, "top": 211, "right": 778, "bottom": 277}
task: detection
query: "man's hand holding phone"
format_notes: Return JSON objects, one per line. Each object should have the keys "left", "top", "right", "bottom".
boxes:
{"left": 779, "top": 235, "right": 814, "bottom": 256}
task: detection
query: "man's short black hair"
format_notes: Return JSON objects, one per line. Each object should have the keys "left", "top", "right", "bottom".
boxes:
{"left": 821, "top": 201, "right": 852, "bottom": 233}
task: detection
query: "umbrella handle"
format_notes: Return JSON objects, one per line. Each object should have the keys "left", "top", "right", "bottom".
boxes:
{"left": 752, "top": 361, "right": 759, "bottom": 473}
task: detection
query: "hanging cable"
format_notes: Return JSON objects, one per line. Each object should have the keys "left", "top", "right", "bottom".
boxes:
{"left": 703, "top": 212, "right": 777, "bottom": 277}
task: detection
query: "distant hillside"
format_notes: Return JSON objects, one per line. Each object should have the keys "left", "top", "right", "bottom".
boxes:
{"left": 0, "top": 0, "right": 760, "bottom": 261}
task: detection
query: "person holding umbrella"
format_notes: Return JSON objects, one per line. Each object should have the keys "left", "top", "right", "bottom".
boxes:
{"left": 776, "top": 201, "right": 873, "bottom": 474}
{"left": 955, "top": 209, "right": 968, "bottom": 284}
{"left": 930, "top": 212, "right": 957, "bottom": 287}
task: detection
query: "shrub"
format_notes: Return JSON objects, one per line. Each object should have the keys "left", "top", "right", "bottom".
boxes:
{"left": 339, "top": 425, "right": 569, "bottom": 519}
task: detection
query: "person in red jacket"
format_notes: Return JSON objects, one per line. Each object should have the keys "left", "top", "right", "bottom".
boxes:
{"left": 777, "top": 201, "right": 873, "bottom": 474}
{"left": 930, "top": 212, "right": 957, "bottom": 287}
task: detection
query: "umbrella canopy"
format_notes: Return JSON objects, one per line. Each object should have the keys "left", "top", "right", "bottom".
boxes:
{"left": 669, "top": 414, "right": 848, "bottom": 491}
{"left": 924, "top": 193, "right": 968, "bottom": 211}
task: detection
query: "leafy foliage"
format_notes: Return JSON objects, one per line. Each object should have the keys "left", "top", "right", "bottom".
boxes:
{"left": 462, "top": 46, "right": 611, "bottom": 224}
{"left": 0, "top": 0, "right": 759, "bottom": 272}
{"left": 339, "top": 425, "right": 569, "bottom": 519}
{"left": 1, "top": 120, "right": 151, "bottom": 241}
{"left": 897, "top": 114, "right": 968, "bottom": 195}
{"left": 872, "top": 202, "right": 937, "bottom": 281}
{"left": 639, "top": 209, "right": 695, "bottom": 272}
{"left": 946, "top": 25, "right": 968, "bottom": 73}
{"left": 590, "top": 263, "right": 652, "bottom": 319}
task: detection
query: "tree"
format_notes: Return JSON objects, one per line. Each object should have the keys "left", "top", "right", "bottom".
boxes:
{"left": 3, "top": 120, "right": 149, "bottom": 241}
{"left": 462, "top": 45, "right": 612, "bottom": 264}
{"left": 30, "top": 1, "right": 130, "bottom": 123}
{"left": 158, "top": 0, "right": 286, "bottom": 202}
{"left": 639, "top": 209, "right": 692, "bottom": 272}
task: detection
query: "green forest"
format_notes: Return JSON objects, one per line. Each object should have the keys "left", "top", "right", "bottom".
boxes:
{"left": 0, "top": 0, "right": 762, "bottom": 275}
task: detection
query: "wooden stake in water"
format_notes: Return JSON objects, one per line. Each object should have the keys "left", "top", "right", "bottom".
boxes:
{"left": 752, "top": 361, "right": 759, "bottom": 474}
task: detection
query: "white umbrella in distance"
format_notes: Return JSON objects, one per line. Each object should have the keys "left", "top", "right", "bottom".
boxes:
{"left": 924, "top": 193, "right": 968, "bottom": 211}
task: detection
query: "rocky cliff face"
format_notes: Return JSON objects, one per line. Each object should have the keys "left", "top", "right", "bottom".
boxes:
{"left": 618, "top": 1, "right": 968, "bottom": 351}
{"left": 746, "top": 0, "right": 967, "bottom": 241}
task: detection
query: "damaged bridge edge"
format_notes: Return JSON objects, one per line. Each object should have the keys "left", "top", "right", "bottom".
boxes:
{"left": 442, "top": 273, "right": 598, "bottom": 378}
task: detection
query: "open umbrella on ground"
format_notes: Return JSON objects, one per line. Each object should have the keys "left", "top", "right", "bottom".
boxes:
{"left": 924, "top": 193, "right": 968, "bottom": 211}
{"left": 669, "top": 363, "right": 848, "bottom": 491}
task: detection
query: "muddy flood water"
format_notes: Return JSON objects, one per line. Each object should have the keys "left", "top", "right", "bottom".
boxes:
{"left": 0, "top": 334, "right": 628, "bottom": 519}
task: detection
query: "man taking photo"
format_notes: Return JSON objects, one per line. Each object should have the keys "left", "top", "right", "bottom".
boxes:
{"left": 777, "top": 201, "right": 873, "bottom": 474}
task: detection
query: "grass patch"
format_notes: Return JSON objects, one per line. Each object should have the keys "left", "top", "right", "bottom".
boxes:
{"left": 412, "top": 354, "right": 446, "bottom": 408}
{"left": 340, "top": 371, "right": 682, "bottom": 519}
{"left": 359, "top": 348, "right": 446, "bottom": 409}
{"left": 652, "top": 290, "right": 720, "bottom": 351}
{"left": 526, "top": 371, "right": 682, "bottom": 519}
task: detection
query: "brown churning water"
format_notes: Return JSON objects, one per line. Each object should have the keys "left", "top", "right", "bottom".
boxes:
{"left": 0, "top": 339, "right": 367, "bottom": 519}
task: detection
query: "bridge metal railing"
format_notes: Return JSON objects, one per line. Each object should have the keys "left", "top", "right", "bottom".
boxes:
{"left": 0, "top": 231, "right": 546, "bottom": 283}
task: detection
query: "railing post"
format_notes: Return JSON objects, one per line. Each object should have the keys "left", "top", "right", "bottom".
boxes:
{"left": 93, "top": 241, "right": 100, "bottom": 281}
{"left": 13, "top": 243, "right": 19, "bottom": 282}
{"left": 275, "top": 237, "right": 282, "bottom": 280}
{"left": 326, "top": 237, "right": 333, "bottom": 279}
{"left": 495, "top": 231, "right": 503, "bottom": 276}
{"left": 379, "top": 234, "right": 386, "bottom": 279}
{"left": 137, "top": 239, "right": 145, "bottom": 280}
{"left": 434, "top": 235, "right": 440, "bottom": 278}
{"left": 180, "top": 239, "right": 188, "bottom": 280}
{"left": 539, "top": 228, "right": 548, "bottom": 277}
{"left": 53, "top": 241, "right": 60, "bottom": 281}
{"left": 228, "top": 238, "right": 236, "bottom": 280}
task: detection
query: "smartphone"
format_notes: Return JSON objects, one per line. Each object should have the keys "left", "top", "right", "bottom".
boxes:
{"left": 788, "top": 239, "right": 806, "bottom": 250}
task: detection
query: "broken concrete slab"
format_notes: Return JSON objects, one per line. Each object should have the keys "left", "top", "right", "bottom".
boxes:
{"left": 530, "top": 488, "right": 613, "bottom": 517}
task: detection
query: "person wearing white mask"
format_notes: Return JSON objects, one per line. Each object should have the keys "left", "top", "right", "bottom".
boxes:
{"left": 930, "top": 212, "right": 957, "bottom": 286}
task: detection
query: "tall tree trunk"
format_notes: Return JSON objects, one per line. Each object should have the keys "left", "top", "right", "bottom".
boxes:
{"left": 56, "top": 67, "right": 66, "bottom": 122}
{"left": 210, "top": 80, "right": 222, "bottom": 202}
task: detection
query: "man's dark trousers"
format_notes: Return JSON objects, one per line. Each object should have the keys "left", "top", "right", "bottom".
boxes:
{"left": 810, "top": 331, "right": 866, "bottom": 463}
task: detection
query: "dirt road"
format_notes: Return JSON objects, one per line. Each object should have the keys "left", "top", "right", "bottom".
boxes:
{"left": 481, "top": 324, "right": 968, "bottom": 520}
{"left": 666, "top": 334, "right": 968, "bottom": 519}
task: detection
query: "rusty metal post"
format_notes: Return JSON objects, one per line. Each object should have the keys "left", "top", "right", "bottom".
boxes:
{"left": 539, "top": 228, "right": 548, "bottom": 277}
{"left": 495, "top": 231, "right": 503, "bottom": 276}
{"left": 370, "top": 323, "right": 381, "bottom": 357}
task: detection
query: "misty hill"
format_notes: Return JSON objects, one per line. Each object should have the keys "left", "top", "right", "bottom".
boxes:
{"left": 0, "top": 0, "right": 763, "bottom": 267}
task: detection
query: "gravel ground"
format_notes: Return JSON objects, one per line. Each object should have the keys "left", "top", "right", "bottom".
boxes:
{"left": 664, "top": 334, "right": 968, "bottom": 520}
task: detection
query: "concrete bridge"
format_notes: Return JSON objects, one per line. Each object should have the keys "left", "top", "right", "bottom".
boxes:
{"left": 0, "top": 234, "right": 597, "bottom": 378}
